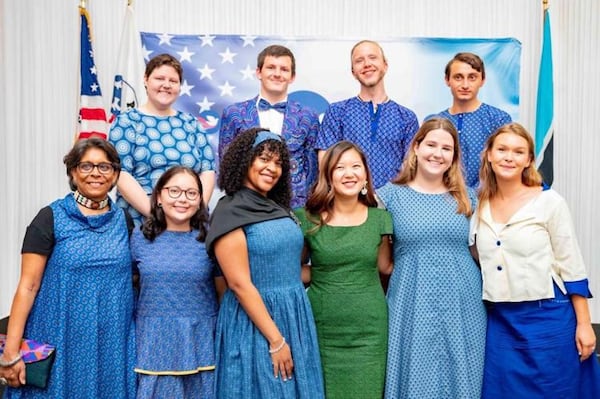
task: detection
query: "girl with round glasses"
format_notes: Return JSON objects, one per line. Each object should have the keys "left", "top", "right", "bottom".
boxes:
{"left": 131, "top": 166, "right": 225, "bottom": 398}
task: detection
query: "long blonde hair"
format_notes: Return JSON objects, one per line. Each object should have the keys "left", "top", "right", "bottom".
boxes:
{"left": 393, "top": 117, "right": 472, "bottom": 216}
{"left": 478, "top": 123, "right": 543, "bottom": 210}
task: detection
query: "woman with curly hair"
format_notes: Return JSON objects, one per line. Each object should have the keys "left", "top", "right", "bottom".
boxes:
{"left": 295, "top": 141, "right": 393, "bottom": 399}
{"left": 130, "top": 166, "right": 225, "bottom": 398}
{"left": 378, "top": 117, "right": 486, "bottom": 398}
{"left": 206, "top": 128, "right": 324, "bottom": 399}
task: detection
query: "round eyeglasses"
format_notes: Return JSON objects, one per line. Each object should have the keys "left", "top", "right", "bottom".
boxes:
{"left": 162, "top": 186, "right": 200, "bottom": 201}
{"left": 77, "top": 162, "right": 115, "bottom": 174}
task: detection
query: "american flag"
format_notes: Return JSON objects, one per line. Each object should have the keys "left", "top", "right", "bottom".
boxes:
{"left": 78, "top": 7, "right": 108, "bottom": 140}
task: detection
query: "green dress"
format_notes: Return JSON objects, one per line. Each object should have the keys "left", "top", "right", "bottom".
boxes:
{"left": 295, "top": 207, "right": 392, "bottom": 399}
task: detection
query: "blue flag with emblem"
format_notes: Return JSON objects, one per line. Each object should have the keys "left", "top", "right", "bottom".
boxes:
{"left": 535, "top": 5, "right": 554, "bottom": 185}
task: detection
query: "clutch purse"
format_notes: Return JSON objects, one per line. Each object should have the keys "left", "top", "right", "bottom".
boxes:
{"left": 0, "top": 334, "right": 56, "bottom": 389}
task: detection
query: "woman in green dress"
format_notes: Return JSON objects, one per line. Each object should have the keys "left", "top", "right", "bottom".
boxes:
{"left": 295, "top": 141, "right": 393, "bottom": 399}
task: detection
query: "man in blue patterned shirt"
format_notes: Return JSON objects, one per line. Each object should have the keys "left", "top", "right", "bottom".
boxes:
{"left": 316, "top": 40, "right": 419, "bottom": 188}
{"left": 433, "top": 52, "right": 512, "bottom": 188}
{"left": 218, "top": 45, "right": 319, "bottom": 209}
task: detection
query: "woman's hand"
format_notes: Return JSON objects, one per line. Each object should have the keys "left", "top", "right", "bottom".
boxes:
{"left": 270, "top": 339, "right": 294, "bottom": 381}
{"left": 0, "top": 359, "right": 26, "bottom": 387}
{"left": 576, "top": 322, "right": 596, "bottom": 362}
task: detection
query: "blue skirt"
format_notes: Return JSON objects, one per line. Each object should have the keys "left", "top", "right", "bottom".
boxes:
{"left": 483, "top": 289, "right": 600, "bottom": 399}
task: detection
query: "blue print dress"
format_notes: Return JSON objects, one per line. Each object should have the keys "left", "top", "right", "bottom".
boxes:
{"left": 109, "top": 108, "right": 215, "bottom": 224}
{"left": 5, "top": 194, "right": 136, "bottom": 399}
{"left": 214, "top": 218, "right": 325, "bottom": 399}
{"left": 377, "top": 184, "right": 486, "bottom": 399}
{"left": 131, "top": 229, "right": 219, "bottom": 399}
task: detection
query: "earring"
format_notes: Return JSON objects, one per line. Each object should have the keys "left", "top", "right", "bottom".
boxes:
{"left": 360, "top": 182, "right": 368, "bottom": 196}
{"left": 158, "top": 203, "right": 163, "bottom": 208}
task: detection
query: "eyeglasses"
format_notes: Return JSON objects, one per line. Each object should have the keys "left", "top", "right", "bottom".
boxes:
{"left": 77, "top": 162, "right": 115, "bottom": 174}
{"left": 162, "top": 186, "right": 200, "bottom": 201}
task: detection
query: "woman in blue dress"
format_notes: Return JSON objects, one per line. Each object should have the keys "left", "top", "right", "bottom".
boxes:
{"left": 206, "top": 128, "right": 324, "bottom": 399}
{"left": 0, "top": 138, "right": 136, "bottom": 398}
{"left": 472, "top": 123, "right": 600, "bottom": 398}
{"left": 109, "top": 53, "right": 215, "bottom": 225}
{"left": 131, "top": 166, "right": 225, "bottom": 398}
{"left": 377, "top": 117, "right": 486, "bottom": 398}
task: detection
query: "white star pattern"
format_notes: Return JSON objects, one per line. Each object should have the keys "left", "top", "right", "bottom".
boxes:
{"left": 240, "top": 35, "right": 257, "bottom": 47}
{"left": 157, "top": 32, "right": 174, "bottom": 46}
{"left": 142, "top": 44, "right": 153, "bottom": 62}
{"left": 218, "top": 81, "right": 235, "bottom": 96}
{"left": 219, "top": 48, "right": 237, "bottom": 64}
{"left": 240, "top": 64, "right": 255, "bottom": 81}
{"left": 199, "top": 34, "right": 216, "bottom": 47}
{"left": 197, "top": 96, "right": 215, "bottom": 112}
{"left": 177, "top": 46, "right": 195, "bottom": 63}
{"left": 180, "top": 80, "right": 194, "bottom": 96}
{"left": 198, "top": 64, "right": 215, "bottom": 80}
{"left": 90, "top": 83, "right": 99, "bottom": 92}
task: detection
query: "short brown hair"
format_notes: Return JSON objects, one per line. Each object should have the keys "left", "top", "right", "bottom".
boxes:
{"left": 257, "top": 45, "right": 296, "bottom": 76}
{"left": 145, "top": 53, "right": 183, "bottom": 82}
{"left": 445, "top": 52, "right": 485, "bottom": 80}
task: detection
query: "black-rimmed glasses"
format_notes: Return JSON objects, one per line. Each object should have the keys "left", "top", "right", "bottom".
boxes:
{"left": 162, "top": 186, "right": 200, "bottom": 200}
{"left": 77, "top": 162, "right": 115, "bottom": 174}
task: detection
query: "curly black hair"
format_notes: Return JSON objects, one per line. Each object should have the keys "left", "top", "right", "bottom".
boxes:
{"left": 142, "top": 166, "right": 209, "bottom": 242}
{"left": 218, "top": 127, "right": 292, "bottom": 208}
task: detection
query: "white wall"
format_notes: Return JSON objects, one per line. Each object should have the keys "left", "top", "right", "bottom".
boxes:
{"left": 1, "top": 0, "right": 599, "bottom": 320}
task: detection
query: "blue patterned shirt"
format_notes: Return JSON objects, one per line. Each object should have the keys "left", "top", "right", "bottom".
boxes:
{"left": 434, "top": 103, "right": 511, "bottom": 188}
{"left": 317, "top": 97, "right": 419, "bottom": 188}
{"left": 109, "top": 109, "right": 215, "bottom": 224}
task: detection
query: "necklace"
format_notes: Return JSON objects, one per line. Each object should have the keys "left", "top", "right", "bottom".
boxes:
{"left": 73, "top": 190, "right": 109, "bottom": 210}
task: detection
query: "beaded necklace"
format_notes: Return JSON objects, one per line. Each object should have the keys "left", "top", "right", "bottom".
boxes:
{"left": 73, "top": 190, "right": 109, "bottom": 210}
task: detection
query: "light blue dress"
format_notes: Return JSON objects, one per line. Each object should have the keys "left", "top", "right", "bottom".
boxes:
{"left": 377, "top": 184, "right": 486, "bottom": 399}
{"left": 109, "top": 108, "right": 215, "bottom": 224}
{"left": 130, "top": 229, "right": 219, "bottom": 399}
{"left": 214, "top": 217, "right": 324, "bottom": 399}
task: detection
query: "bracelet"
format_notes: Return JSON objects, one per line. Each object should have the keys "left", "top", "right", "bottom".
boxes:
{"left": 0, "top": 354, "right": 22, "bottom": 368}
{"left": 269, "top": 337, "right": 286, "bottom": 354}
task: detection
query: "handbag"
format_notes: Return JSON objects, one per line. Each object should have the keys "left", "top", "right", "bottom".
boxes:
{"left": 0, "top": 334, "right": 56, "bottom": 389}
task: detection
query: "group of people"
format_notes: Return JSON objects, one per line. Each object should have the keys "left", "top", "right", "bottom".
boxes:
{"left": 0, "top": 39, "right": 599, "bottom": 399}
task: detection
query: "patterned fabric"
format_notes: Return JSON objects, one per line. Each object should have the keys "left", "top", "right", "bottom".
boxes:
{"left": 5, "top": 195, "right": 136, "bottom": 399}
{"left": 316, "top": 97, "right": 419, "bottom": 188}
{"left": 214, "top": 218, "right": 325, "bottom": 399}
{"left": 295, "top": 207, "right": 392, "bottom": 399}
{"left": 433, "top": 103, "right": 511, "bottom": 188}
{"left": 0, "top": 335, "right": 55, "bottom": 363}
{"left": 130, "top": 229, "right": 219, "bottom": 398}
{"left": 377, "top": 184, "right": 486, "bottom": 399}
{"left": 109, "top": 108, "right": 216, "bottom": 224}
{"left": 218, "top": 97, "right": 319, "bottom": 209}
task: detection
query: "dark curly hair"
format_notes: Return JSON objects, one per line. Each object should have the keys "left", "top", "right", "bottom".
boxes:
{"left": 218, "top": 127, "right": 292, "bottom": 208}
{"left": 142, "top": 166, "right": 209, "bottom": 242}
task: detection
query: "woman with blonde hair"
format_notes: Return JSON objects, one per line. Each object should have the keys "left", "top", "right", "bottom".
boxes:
{"left": 472, "top": 122, "right": 600, "bottom": 398}
{"left": 378, "top": 117, "right": 486, "bottom": 398}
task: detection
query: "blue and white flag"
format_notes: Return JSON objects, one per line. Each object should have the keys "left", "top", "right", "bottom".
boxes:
{"left": 535, "top": 7, "right": 554, "bottom": 185}
{"left": 110, "top": 4, "right": 147, "bottom": 123}
{"left": 140, "top": 34, "right": 521, "bottom": 154}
